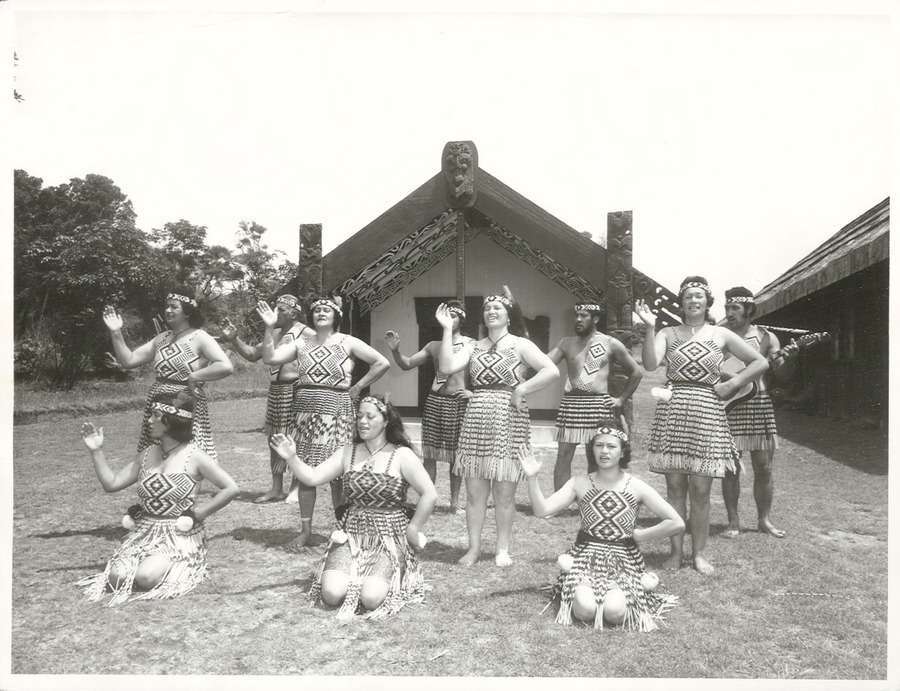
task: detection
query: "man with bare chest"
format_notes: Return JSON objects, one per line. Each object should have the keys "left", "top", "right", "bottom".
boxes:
{"left": 548, "top": 304, "right": 643, "bottom": 490}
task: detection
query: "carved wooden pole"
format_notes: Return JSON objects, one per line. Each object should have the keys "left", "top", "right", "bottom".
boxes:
{"left": 605, "top": 211, "right": 634, "bottom": 431}
{"left": 441, "top": 141, "right": 478, "bottom": 303}
{"left": 296, "top": 223, "right": 322, "bottom": 317}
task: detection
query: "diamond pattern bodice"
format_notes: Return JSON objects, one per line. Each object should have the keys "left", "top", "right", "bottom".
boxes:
{"left": 270, "top": 323, "right": 308, "bottom": 378}
{"left": 567, "top": 333, "right": 610, "bottom": 392}
{"left": 297, "top": 337, "right": 352, "bottom": 387}
{"left": 153, "top": 331, "right": 207, "bottom": 382}
{"left": 580, "top": 479, "right": 637, "bottom": 540}
{"left": 469, "top": 342, "right": 527, "bottom": 387}
{"left": 434, "top": 339, "right": 467, "bottom": 387}
{"left": 665, "top": 335, "right": 723, "bottom": 386}
{"left": 137, "top": 448, "right": 199, "bottom": 517}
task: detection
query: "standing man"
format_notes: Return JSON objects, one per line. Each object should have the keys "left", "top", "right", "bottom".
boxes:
{"left": 384, "top": 299, "right": 472, "bottom": 513}
{"left": 549, "top": 303, "right": 643, "bottom": 490}
{"left": 222, "top": 295, "right": 310, "bottom": 503}
{"left": 721, "top": 286, "right": 796, "bottom": 538}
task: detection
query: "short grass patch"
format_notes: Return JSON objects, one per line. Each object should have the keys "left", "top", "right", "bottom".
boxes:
{"left": 9, "top": 375, "right": 889, "bottom": 679}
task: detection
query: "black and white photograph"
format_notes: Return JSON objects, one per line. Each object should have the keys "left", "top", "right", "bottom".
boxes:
{"left": 3, "top": 1, "right": 895, "bottom": 689}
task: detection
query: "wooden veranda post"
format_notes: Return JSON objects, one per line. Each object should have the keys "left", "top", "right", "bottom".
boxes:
{"left": 441, "top": 141, "right": 478, "bottom": 302}
{"left": 605, "top": 211, "right": 635, "bottom": 431}
{"left": 296, "top": 224, "right": 322, "bottom": 312}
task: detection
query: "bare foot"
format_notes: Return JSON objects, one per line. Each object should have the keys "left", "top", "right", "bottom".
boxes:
{"left": 721, "top": 528, "right": 740, "bottom": 539}
{"left": 450, "top": 503, "right": 464, "bottom": 515}
{"left": 759, "top": 519, "right": 786, "bottom": 538}
{"left": 284, "top": 488, "right": 299, "bottom": 505}
{"left": 693, "top": 555, "right": 715, "bottom": 575}
{"left": 494, "top": 550, "right": 512, "bottom": 567}
{"left": 286, "top": 532, "right": 312, "bottom": 553}
{"left": 458, "top": 550, "right": 479, "bottom": 566}
{"left": 662, "top": 554, "right": 683, "bottom": 570}
{"left": 254, "top": 491, "right": 287, "bottom": 504}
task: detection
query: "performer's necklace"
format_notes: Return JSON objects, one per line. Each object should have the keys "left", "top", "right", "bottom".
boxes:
{"left": 160, "top": 441, "right": 185, "bottom": 460}
{"left": 364, "top": 441, "right": 389, "bottom": 459}
{"left": 172, "top": 327, "right": 191, "bottom": 339}
{"left": 687, "top": 323, "right": 703, "bottom": 335}
{"left": 489, "top": 331, "right": 509, "bottom": 349}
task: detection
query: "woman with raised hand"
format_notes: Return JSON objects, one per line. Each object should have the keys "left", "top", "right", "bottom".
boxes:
{"left": 634, "top": 276, "right": 768, "bottom": 574}
{"left": 259, "top": 296, "right": 390, "bottom": 551}
{"left": 522, "top": 419, "right": 683, "bottom": 631}
{"left": 102, "top": 289, "right": 233, "bottom": 462}
{"left": 77, "top": 393, "right": 239, "bottom": 605}
{"left": 270, "top": 395, "right": 436, "bottom": 620}
{"left": 436, "top": 288, "right": 559, "bottom": 567}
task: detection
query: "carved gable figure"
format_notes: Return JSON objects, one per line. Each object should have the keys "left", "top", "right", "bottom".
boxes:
{"left": 442, "top": 140, "right": 478, "bottom": 208}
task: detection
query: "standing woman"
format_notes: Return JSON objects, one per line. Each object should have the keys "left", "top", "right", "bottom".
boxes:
{"left": 77, "top": 394, "right": 239, "bottom": 604}
{"left": 634, "top": 276, "right": 767, "bottom": 574}
{"left": 259, "top": 296, "right": 391, "bottom": 551}
{"left": 436, "top": 289, "right": 558, "bottom": 567}
{"left": 103, "top": 289, "right": 234, "bottom": 461}
{"left": 270, "top": 395, "right": 436, "bottom": 620}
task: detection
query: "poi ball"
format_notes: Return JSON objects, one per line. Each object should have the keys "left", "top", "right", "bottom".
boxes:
{"left": 122, "top": 515, "right": 135, "bottom": 530}
{"left": 557, "top": 554, "right": 575, "bottom": 573}
{"left": 330, "top": 529, "right": 348, "bottom": 544}
{"left": 641, "top": 572, "right": 659, "bottom": 591}
{"left": 651, "top": 387, "right": 673, "bottom": 403}
{"left": 416, "top": 532, "right": 428, "bottom": 549}
{"left": 175, "top": 515, "right": 195, "bottom": 533}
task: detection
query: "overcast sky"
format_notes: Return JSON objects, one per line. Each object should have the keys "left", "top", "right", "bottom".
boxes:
{"left": 8, "top": 1, "right": 893, "bottom": 321}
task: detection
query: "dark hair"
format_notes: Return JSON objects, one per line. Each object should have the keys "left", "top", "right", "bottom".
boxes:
{"left": 483, "top": 289, "right": 528, "bottom": 338}
{"left": 276, "top": 294, "right": 303, "bottom": 321}
{"left": 585, "top": 417, "right": 631, "bottom": 469}
{"left": 168, "top": 286, "right": 205, "bottom": 328}
{"left": 354, "top": 395, "right": 413, "bottom": 449}
{"left": 307, "top": 296, "right": 343, "bottom": 333}
{"left": 446, "top": 299, "right": 467, "bottom": 326}
{"left": 724, "top": 286, "right": 757, "bottom": 319}
{"left": 677, "top": 275, "right": 714, "bottom": 322}
{"left": 149, "top": 392, "right": 195, "bottom": 443}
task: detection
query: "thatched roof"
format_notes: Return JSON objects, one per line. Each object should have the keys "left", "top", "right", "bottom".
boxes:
{"left": 754, "top": 197, "right": 889, "bottom": 318}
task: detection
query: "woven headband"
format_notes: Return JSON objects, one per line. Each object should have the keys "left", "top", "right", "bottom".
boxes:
{"left": 594, "top": 426, "right": 628, "bottom": 442}
{"left": 725, "top": 296, "right": 754, "bottom": 304}
{"left": 574, "top": 304, "right": 602, "bottom": 313}
{"left": 167, "top": 292, "right": 198, "bottom": 308}
{"left": 447, "top": 306, "right": 466, "bottom": 320}
{"left": 276, "top": 296, "right": 300, "bottom": 309}
{"left": 360, "top": 396, "right": 388, "bottom": 415}
{"left": 484, "top": 295, "right": 512, "bottom": 308}
{"left": 679, "top": 282, "right": 710, "bottom": 295}
{"left": 310, "top": 299, "right": 342, "bottom": 317}
{"left": 150, "top": 402, "right": 194, "bottom": 420}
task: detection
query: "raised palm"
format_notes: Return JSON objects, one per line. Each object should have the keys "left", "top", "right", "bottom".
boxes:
{"left": 256, "top": 301, "right": 278, "bottom": 327}
{"left": 81, "top": 422, "right": 104, "bottom": 450}
{"left": 268, "top": 433, "right": 296, "bottom": 460}
{"left": 519, "top": 454, "right": 542, "bottom": 478}
{"left": 102, "top": 306, "right": 123, "bottom": 332}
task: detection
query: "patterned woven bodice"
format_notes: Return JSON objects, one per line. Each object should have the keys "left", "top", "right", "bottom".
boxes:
{"left": 433, "top": 339, "right": 469, "bottom": 389}
{"left": 153, "top": 331, "right": 208, "bottom": 382}
{"left": 469, "top": 341, "right": 527, "bottom": 387}
{"left": 580, "top": 476, "right": 637, "bottom": 540}
{"left": 270, "top": 323, "right": 308, "bottom": 379}
{"left": 566, "top": 333, "right": 610, "bottom": 392}
{"left": 665, "top": 333, "right": 723, "bottom": 386}
{"left": 297, "top": 337, "right": 353, "bottom": 387}
{"left": 743, "top": 326, "right": 764, "bottom": 354}
{"left": 343, "top": 445, "right": 408, "bottom": 509}
{"left": 137, "top": 447, "right": 199, "bottom": 517}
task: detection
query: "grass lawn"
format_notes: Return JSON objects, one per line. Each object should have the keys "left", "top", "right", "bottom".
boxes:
{"left": 7, "top": 368, "right": 891, "bottom": 683}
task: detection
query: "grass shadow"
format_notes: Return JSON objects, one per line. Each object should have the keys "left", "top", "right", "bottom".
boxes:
{"left": 776, "top": 409, "right": 888, "bottom": 475}
{"left": 33, "top": 525, "right": 123, "bottom": 541}
{"left": 419, "top": 540, "right": 464, "bottom": 565}
{"left": 224, "top": 576, "right": 314, "bottom": 596}
{"left": 214, "top": 526, "right": 328, "bottom": 551}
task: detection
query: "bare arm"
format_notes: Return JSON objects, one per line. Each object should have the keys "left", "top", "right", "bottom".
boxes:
{"left": 384, "top": 332, "right": 433, "bottom": 371}
{"left": 512, "top": 339, "right": 559, "bottom": 411}
{"left": 634, "top": 300, "right": 668, "bottom": 370}
{"left": 189, "top": 331, "right": 235, "bottom": 387}
{"left": 81, "top": 422, "right": 141, "bottom": 492}
{"left": 269, "top": 434, "right": 347, "bottom": 486}
{"left": 715, "top": 329, "right": 768, "bottom": 399}
{"left": 436, "top": 304, "right": 470, "bottom": 374}
{"left": 399, "top": 450, "right": 437, "bottom": 544}
{"left": 608, "top": 337, "right": 644, "bottom": 405}
{"left": 221, "top": 317, "right": 263, "bottom": 362}
{"left": 767, "top": 332, "right": 798, "bottom": 381}
{"left": 102, "top": 306, "right": 158, "bottom": 369}
{"left": 345, "top": 336, "right": 391, "bottom": 398}
{"left": 631, "top": 477, "right": 685, "bottom": 544}
{"left": 190, "top": 450, "right": 240, "bottom": 522}
{"left": 546, "top": 340, "right": 566, "bottom": 366}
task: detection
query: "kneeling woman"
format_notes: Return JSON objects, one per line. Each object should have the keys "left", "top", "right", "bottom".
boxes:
{"left": 77, "top": 394, "right": 239, "bottom": 605}
{"left": 270, "top": 395, "right": 437, "bottom": 620}
{"left": 522, "top": 420, "right": 684, "bottom": 631}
